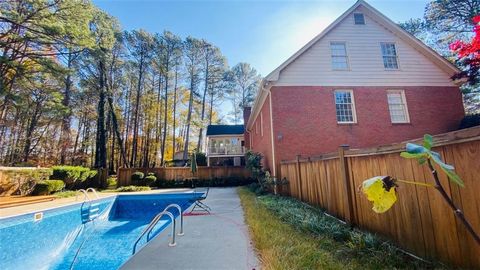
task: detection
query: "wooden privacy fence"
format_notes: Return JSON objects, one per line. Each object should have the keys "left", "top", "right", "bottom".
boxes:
{"left": 117, "top": 166, "right": 251, "bottom": 186}
{"left": 279, "top": 126, "right": 480, "bottom": 268}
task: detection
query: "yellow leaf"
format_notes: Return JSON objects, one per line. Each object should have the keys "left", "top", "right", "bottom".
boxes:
{"left": 362, "top": 176, "right": 397, "bottom": 214}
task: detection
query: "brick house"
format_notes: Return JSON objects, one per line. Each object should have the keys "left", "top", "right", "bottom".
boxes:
{"left": 245, "top": 0, "right": 465, "bottom": 177}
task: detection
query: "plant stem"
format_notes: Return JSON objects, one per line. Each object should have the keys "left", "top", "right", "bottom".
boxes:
{"left": 427, "top": 159, "right": 480, "bottom": 245}
{"left": 397, "top": 179, "right": 435, "bottom": 188}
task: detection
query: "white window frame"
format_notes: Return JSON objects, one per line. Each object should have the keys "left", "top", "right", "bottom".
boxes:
{"left": 255, "top": 121, "right": 258, "bottom": 134}
{"left": 330, "top": 41, "right": 349, "bottom": 70}
{"left": 353, "top": 13, "right": 366, "bottom": 25}
{"left": 334, "top": 90, "right": 357, "bottom": 124}
{"left": 387, "top": 90, "right": 410, "bottom": 123}
{"left": 380, "top": 42, "right": 399, "bottom": 70}
{"left": 260, "top": 112, "right": 264, "bottom": 137}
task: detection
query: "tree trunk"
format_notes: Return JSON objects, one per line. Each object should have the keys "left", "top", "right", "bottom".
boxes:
{"left": 197, "top": 58, "right": 209, "bottom": 152}
{"left": 23, "top": 102, "right": 41, "bottom": 162}
{"left": 160, "top": 60, "right": 169, "bottom": 166}
{"left": 183, "top": 79, "right": 194, "bottom": 161}
{"left": 94, "top": 59, "right": 107, "bottom": 169}
{"left": 130, "top": 55, "right": 144, "bottom": 167}
{"left": 107, "top": 93, "right": 129, "bottom": 168}
{"left": 172, "top": 67, "right": 178, "bottom": 162}
{"left": 59, "top": 51, "right": 73, "bottom": 164}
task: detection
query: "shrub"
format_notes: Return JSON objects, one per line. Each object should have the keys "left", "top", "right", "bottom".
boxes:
{"left": 54, "top": 190, "right": 78, "bottom": 198}
{"left": 131, "top": 171, "right": 144, "bottom": 184}
{"left": 106, "top": 176, "right": 117, "bottom": 189}
{"left": 116, "top": 185, "right": 151, "bottom": 192}
{"left": 51, "top": 166, "right": 97, "bottom": 189}
{"left": 459, "top": 114, "right": 480, "bottom": 129}
{"left": 195, "top": 152, "right": 207, "bottom": 166}
{"left": 0, "top": 168, "right": 52, "bottom": 196}
{"left": 143, "top": 175, "right": 157, "bottom": 186}
{"left": 33, "top": 180, "right": 65, "bottom": 195}
{"left": 155, "top": 176, "right": 255, "bottom": 189}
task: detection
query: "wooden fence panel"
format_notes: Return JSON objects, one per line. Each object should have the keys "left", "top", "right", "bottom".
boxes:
{"left": 117, "top": 166, "right": 251, "bottom": 186}
{"left": 279, "top": 127, "right": 480, "bottom": 268}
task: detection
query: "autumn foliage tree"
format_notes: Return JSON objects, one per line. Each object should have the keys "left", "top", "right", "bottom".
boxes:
{"left": 450, "top": 15, "right": 480, "bottom": 85}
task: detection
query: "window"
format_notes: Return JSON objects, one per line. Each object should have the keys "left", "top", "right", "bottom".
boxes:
{"left": 354, "top": 13, "right": 365, "bottom": 25}
{"left": 334, "top": 90, "right": 356, "bottom": 123}
{"left": 387, "top": 90, "right": 409, "bottom": 123}
{"left": 381, "top": 42, "right": 399, "bottom": 69}
{"left": 330, "top": 42, "right": 348, "bottom": 70}
{"left": 260, "top": 112, "right": 264, "bottom": 137}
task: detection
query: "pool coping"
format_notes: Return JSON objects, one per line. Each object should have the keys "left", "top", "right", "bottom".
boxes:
{"left": 0, "top": 188, "right": 193, "bottom": 219}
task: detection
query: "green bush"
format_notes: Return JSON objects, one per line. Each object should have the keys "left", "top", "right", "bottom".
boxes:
{"left": 106, "top": 176, "right": 117, "bottom": 189}
{"left": 33, "top": 180, "right": 65, "bottom": 195}
{"left": 51, "top": 166, "right": 97, "bottom": 189}
{"left": 54, "top": 190, "right": 78, "bottom": 198}
{"left": 143, "top": 175, "right": 157, "bottom": 186}
{"left": 116, "top": 185, "right": 151, "bottom": 192}
{"left": 195, "top": 152, "right": 207, "bottom": 166}
{"left": 0, "top": 168, "right": 52, "bottom": 196}
{"left": 131, "top": 171, "right": 144, "bottom": 184}
{"left": 155, "top": 176, "right": 255, "bottom": 189}
{"left": 459, "top": 114, "right": 480, "bottom": 129}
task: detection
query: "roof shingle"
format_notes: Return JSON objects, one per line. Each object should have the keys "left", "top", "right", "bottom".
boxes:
{"left": 206, "top": 125, "right": 244, "bottom": 136}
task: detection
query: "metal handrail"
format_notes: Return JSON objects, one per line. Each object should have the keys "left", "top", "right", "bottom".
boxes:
{"left": 75, "top": 189, "right": 90, "bottom": 202}
{"left": 86, "top": 188, "right": 99, "bottom": 199}
{"left": 157, "top": 204, "right": 184, "bottom": 236}
{"left": 132, "top": 211, "right": 176, "bottom": 255}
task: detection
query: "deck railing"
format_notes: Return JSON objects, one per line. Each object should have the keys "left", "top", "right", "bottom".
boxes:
{"left": 207, "top": 146, "right": 245, "bottom": 155}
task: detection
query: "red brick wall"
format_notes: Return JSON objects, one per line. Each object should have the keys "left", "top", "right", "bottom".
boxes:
{"left": 249, "top": 94, "right": 275, "bottom": 173}
{"left": 268, "top": 86, "right": 464, "bottom": 163}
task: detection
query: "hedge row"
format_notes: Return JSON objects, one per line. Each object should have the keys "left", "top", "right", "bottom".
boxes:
{"left": 33, "top": 180, "right": 65, "bottom": 195}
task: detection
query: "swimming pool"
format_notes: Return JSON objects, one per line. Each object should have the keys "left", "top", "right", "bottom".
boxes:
{"left": 0, "top": 192, "right": 198, "bottom": 270}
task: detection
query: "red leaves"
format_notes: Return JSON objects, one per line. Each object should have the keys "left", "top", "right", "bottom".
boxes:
{"left": 450, "top": 15, "right": 480, "bottom": 58}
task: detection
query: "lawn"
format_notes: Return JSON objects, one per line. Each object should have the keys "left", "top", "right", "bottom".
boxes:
{"left": 238, "top": 187, "right": 444, "bottom": 270}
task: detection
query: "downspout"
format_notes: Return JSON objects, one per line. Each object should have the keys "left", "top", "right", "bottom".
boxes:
{"left": 267, "top": 85, "right": 277, "bottom": 195}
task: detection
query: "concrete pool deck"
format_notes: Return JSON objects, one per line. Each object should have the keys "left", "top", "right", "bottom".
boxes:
{"left": 121, "top": 187, "right": 260, "bottom": 270}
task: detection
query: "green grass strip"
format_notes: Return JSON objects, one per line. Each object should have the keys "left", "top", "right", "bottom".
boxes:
{"left": 238, "top": 187, "right": 444, "bottom": 270}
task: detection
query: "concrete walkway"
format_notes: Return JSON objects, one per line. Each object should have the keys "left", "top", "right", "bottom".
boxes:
{"left": 121, "top": 187, "right": 259, "bottom": 270}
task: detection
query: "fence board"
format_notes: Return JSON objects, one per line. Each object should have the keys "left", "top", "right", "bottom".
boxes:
{"left": 279, "top": 126, "right": 480, "bottom": 268}
{"left": 117, "top": 166, "right": 251, "bottom": 186}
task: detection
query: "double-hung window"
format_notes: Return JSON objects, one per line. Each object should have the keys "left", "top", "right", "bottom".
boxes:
{"left": 387, "top": 90, "right": 409, "bottom": 123}
{"left": 334, "top": 90, "right": 356, "bottom": 123}
{"left": 381, "top": 42, "right": 399, "bottom": 69}
{"left": 330, "top": 42, "right": 348, "bottom": 70}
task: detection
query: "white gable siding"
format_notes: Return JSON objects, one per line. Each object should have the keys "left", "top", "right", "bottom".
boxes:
{"left": 275, "top": 6, "right": 456, "bottom": 87}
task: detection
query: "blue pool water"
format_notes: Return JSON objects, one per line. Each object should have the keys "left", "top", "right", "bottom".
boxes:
{"left": 0, "top": 192, "right": 198, "bottom": 270}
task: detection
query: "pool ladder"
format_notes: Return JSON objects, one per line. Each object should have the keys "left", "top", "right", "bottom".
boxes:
{"left": 132, "top": 204, "right": 184, "bottom": 255}
{"left": 76, "top": 188, "right": 101, "bottom": 223}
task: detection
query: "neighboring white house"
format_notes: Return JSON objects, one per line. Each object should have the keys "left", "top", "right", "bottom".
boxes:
{"left": 206, "top": 125, "right": 245, "bottom": 167}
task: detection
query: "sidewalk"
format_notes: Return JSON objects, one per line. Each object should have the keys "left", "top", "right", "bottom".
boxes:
{"left": 121, "top": 187, "right": 259, "bottom": 270}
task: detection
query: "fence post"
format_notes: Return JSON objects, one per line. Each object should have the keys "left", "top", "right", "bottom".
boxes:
{"left": 296, "top": 155, "right": 303, "bottom": 201}
{"left": 338, "top": 145, "right": 356, "bottom": 227}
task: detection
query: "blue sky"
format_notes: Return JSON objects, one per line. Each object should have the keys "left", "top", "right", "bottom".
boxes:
{"left": 93, "top": 0, "right": 429, "bottom": 121}
{"left": 94, "top": 0, "right": 429, "bottom": 76}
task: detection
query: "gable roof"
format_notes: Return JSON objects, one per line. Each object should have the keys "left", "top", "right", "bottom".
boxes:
{"left": 264, "top": 0, "right": 460, "bottom": 82}
{"left": 206, "top": 125, "right": 244, "bottom": 136}
{"left": 246, "top": 0, "right": 462, "bottom": 131}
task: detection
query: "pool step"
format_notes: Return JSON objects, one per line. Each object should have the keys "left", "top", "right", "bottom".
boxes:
{"left": 80, "top": 204, "right": 101, "bottom": 223}
{"left": 89, "top": 213, "right": 100, "bottom": 220}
